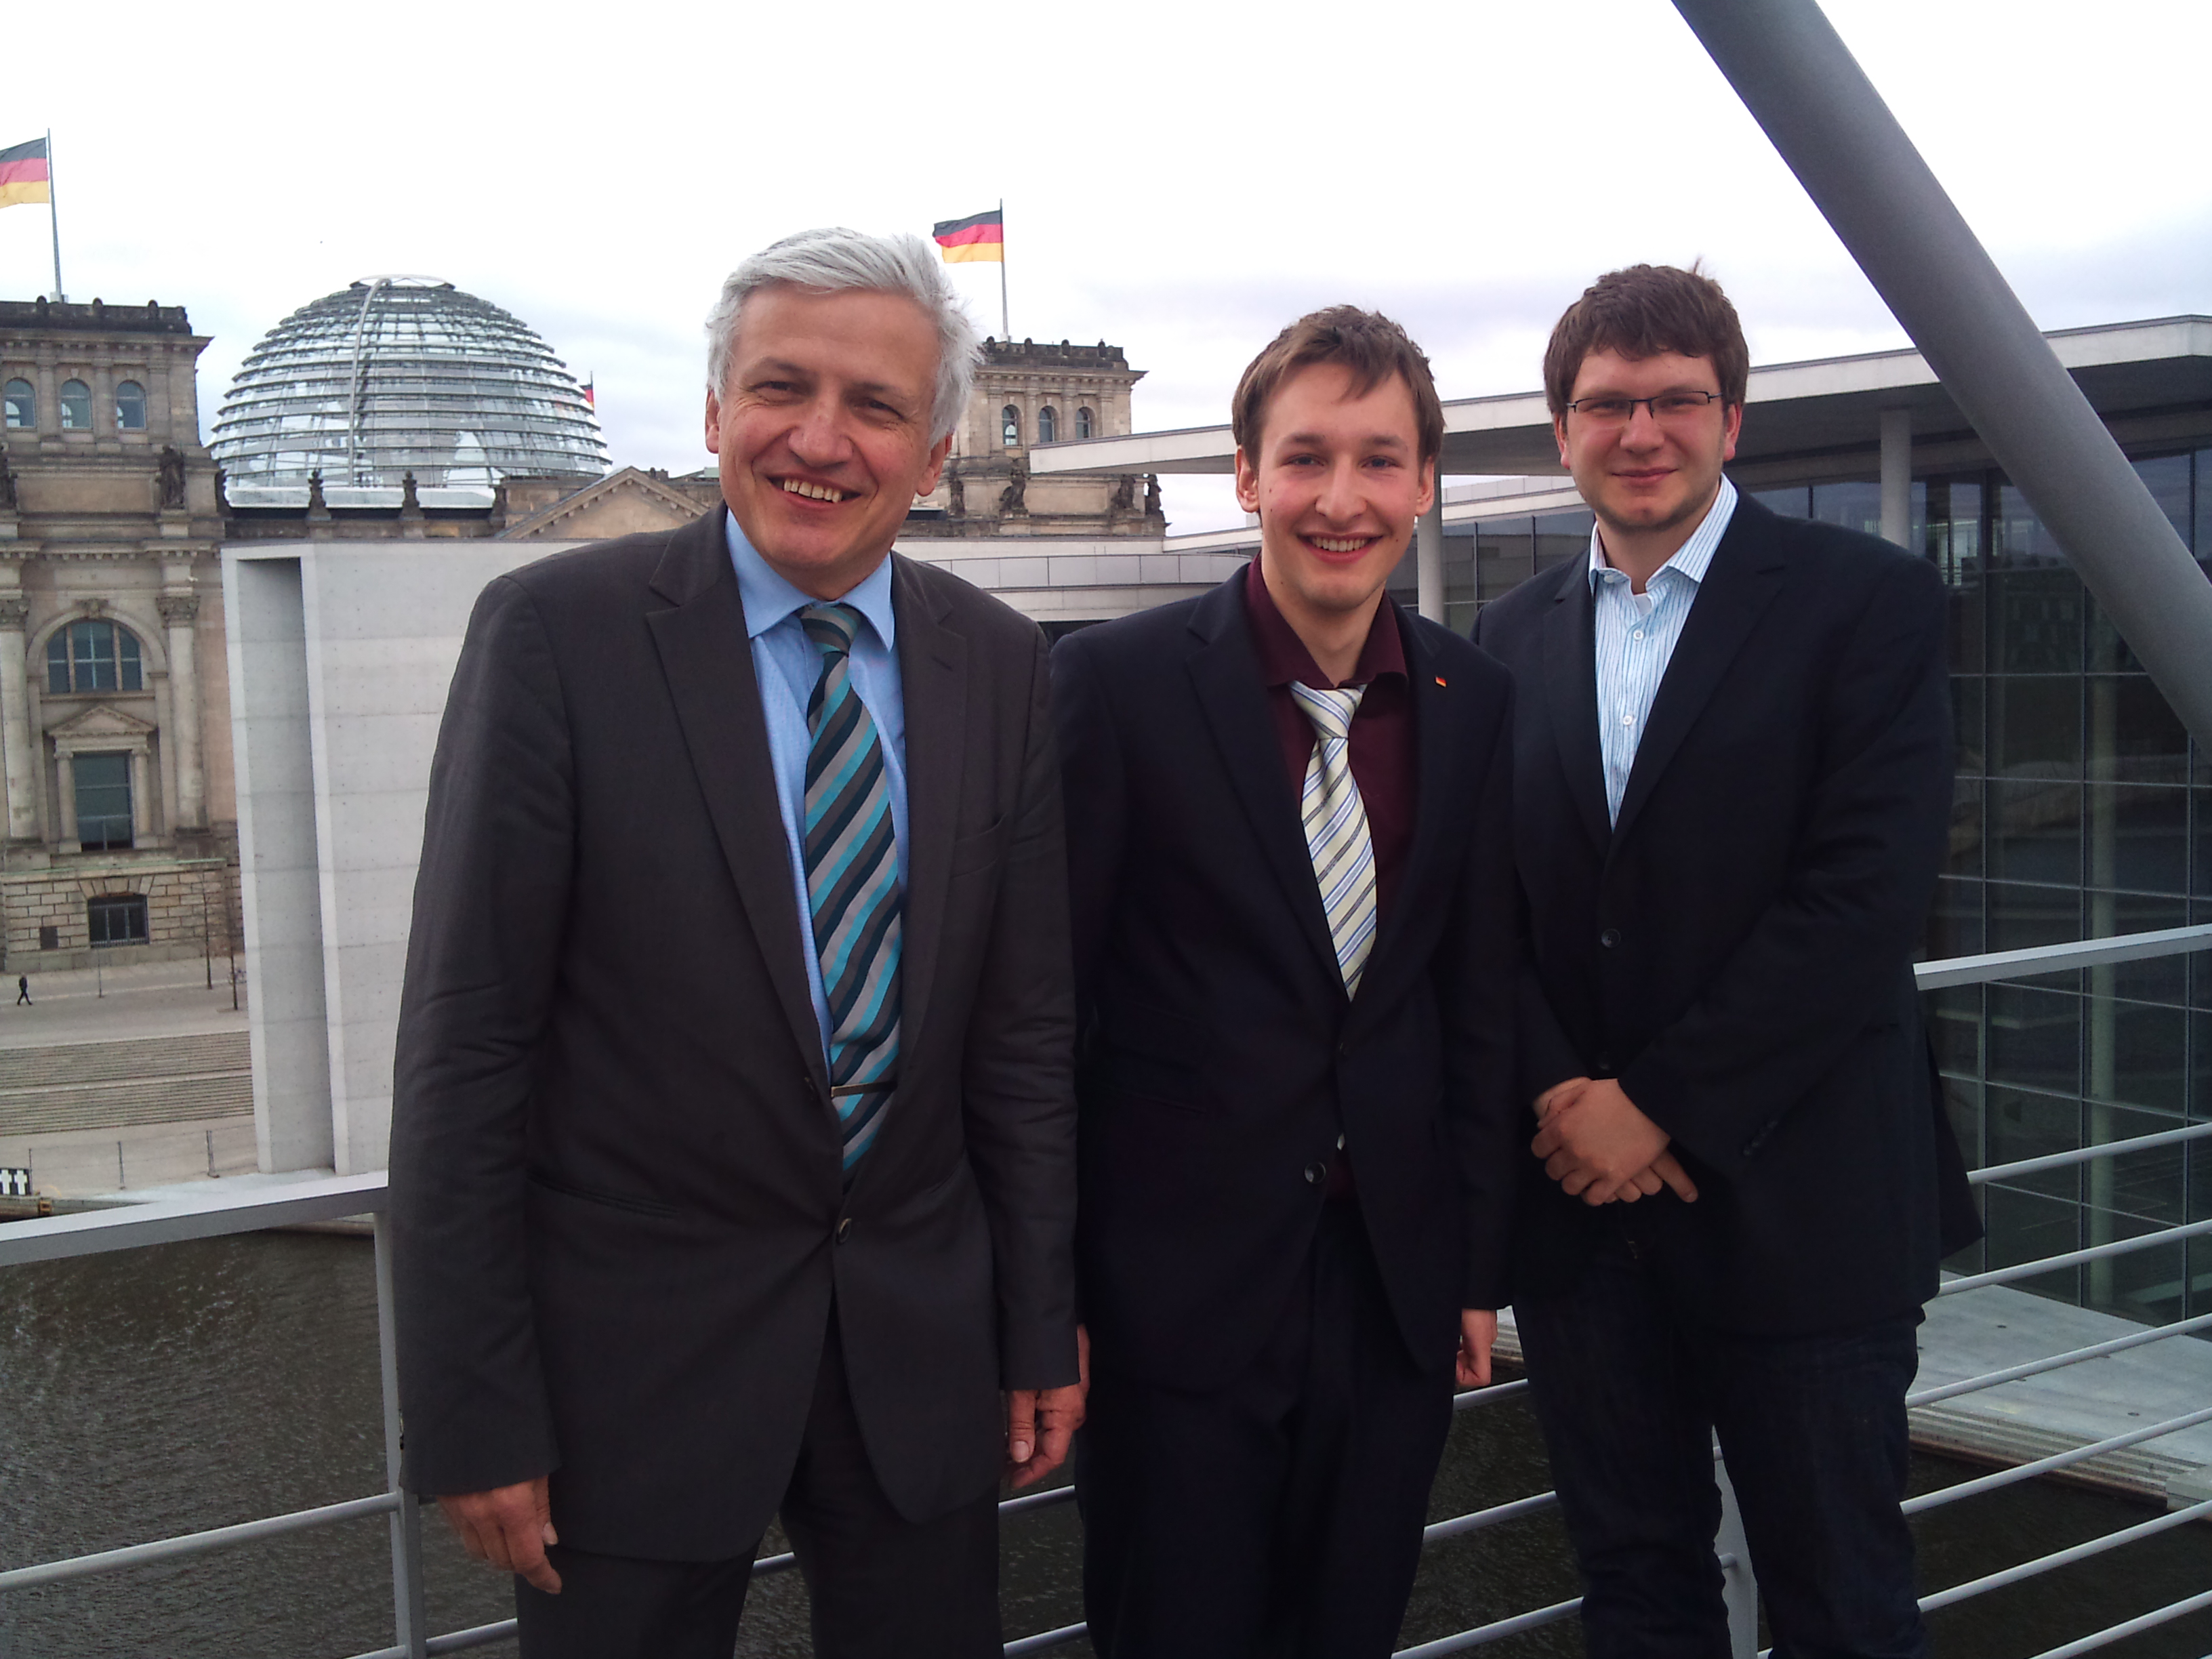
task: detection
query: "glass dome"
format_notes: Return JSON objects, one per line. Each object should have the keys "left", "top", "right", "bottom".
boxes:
{"left": 211, "top": 276, "right": 608, "bottom": 488}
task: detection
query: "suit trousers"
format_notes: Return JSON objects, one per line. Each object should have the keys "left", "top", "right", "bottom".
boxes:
{"left": 1515, "top": 1221, "right": 1926, "bottom": 1659}
{"left": 514, "top": 1315, "right": 1001, "bottom": 1659}
{"left": 1076, "top": 1197, "right": 1454, "bottom": 1659}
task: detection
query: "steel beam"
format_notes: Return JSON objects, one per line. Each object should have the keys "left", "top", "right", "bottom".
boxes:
{"left": 1674, "top": 0, "right": 2212, "bottom": 748}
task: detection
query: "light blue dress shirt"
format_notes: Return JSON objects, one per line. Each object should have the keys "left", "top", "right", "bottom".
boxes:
{"left": 1589, "top": 476, "right": 1738, "bottom": 824}
{"left": 725, "top": 514, "right": 909, "bottom": 1058}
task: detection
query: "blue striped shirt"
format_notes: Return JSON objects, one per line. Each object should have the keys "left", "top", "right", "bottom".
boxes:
{"left": 1589, "top": 476, "right": 1738, "bottom": 824}
{"left": 726, "top": 515, "right": 909, "bottom": 1059}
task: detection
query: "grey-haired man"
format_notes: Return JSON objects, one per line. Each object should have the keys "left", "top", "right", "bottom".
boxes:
{"left": 389, "top": 228, "right": 1083, "bottom": 1658}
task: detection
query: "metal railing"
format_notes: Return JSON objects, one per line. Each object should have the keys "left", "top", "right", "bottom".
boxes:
{"left": 2, "top": 924, "right": 2208, "bottom": 1658}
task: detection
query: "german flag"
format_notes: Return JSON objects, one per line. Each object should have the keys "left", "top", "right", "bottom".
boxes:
{"left": 0, "top": 138, "right": 49, "bottom": 211}
{"left": 933, "top": 209, "right": 1004, "bottom": 264}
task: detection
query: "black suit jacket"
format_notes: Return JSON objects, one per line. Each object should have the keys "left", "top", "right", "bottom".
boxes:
{"left": 388, "top": 508, "right": 1079, "bottom": 1560}
{"left": 1473, "top": 493, "right": 1980, "bottom": 1335}
{"left": 1054, "top": 573, "right": 1521, "bottom": 1392}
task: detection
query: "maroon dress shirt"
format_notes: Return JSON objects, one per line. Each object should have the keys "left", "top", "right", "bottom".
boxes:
{"left": 1242, "top": 560, "right": 1416, "bottom": 922}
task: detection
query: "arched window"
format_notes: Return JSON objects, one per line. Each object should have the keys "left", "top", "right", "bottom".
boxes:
{"left": 114, "top": 381, "right": 147, "bottom": 431}
{"left": 1038, "top": 407, "right": 1057, "bottom": 445}
{"left": 3, "top": 380, "right": 31, "bottom": 430}
{"left": 1002, "top": 405, "right": 1021, "bottom": 447}
{"left": 1077, "top": 407, "right": 1094, "bottom": 440}
{"left": 46, "top": 621, "right": 146, "bottom": 695}
{"left": 59, "top": 379, "right": 92, "bottom": 430}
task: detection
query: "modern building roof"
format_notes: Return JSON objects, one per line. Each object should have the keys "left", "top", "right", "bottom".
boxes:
{"left": 210, "top": 276, "right": 607, "bottom": 489}
{"left": 1031, "top": 316, "right": 2212, "bottom": 480}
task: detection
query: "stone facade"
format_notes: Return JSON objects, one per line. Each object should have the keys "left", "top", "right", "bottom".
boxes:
{"left": 907, "top": 338, "right": 1164, "bottom": 540}
{"left": 0, "top": 298, "right": 237, "bottom": 969}
{"left": 1, "top": 834, "right": 239, "bottom": 969}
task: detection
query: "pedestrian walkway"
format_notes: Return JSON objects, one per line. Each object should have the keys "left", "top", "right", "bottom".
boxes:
{"left": 0, "top": 956, "right": 252, "bottom": 1196}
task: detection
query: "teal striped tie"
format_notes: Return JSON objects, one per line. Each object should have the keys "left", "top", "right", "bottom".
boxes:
{"left": 1290, "top": 682, "right": 1377, "bottom": 997}
{"left": 800, "top": 603, "right": 901, "bottom": 1176}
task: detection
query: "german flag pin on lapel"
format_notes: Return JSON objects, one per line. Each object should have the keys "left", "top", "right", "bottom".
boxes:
{"left": 1434, "top": 675, "right": 1448, "bottom": 688}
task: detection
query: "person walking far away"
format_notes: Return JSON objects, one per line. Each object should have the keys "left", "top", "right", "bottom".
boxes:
{"left": 15, "top": 975, "right": 28, "bottom": 1006}
{"left": 1056, "top": 307, "right": 1521, "bottom": 1658}
{"left": 1472, "top": 262, "right": 1982, "bottom": 1659}
{"left": 388, "top": 226, "right": 1082, "bottom": 1659}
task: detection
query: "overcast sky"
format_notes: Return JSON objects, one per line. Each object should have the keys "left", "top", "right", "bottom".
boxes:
{"left": 5, "top": 0, "right": 2207, "bottom": 533}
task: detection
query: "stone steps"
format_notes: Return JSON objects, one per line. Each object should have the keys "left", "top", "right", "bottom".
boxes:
{"left": 0, "top": 1030, "right": 251, "bottom": 1137}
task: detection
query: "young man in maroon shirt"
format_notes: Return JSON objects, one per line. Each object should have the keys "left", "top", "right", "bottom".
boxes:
{"left": 1053, "top": 309, "right": 1522, "bottom": 1656}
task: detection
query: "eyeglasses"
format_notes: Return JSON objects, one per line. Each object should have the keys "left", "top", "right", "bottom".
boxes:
{"left": 1563, "top": 390, "right": 1725, "bottom": 425}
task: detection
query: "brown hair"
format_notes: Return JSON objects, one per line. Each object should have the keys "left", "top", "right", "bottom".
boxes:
{"left": 1232, "top": 305, "right": 1445, "bottom": 465}
{"left": 1542, "top": 263, "right": 1748, "bottom": 416}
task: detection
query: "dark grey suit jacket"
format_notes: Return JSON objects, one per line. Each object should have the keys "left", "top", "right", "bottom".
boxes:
{"left": 388, "top": 506, "right": 1078, "bottom": 1561}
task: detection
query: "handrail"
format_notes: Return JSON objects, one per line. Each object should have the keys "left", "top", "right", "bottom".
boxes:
{"left": 1912, "top": 923, "right": 2212, "bottom": 989}
{"left": 1970, "top": 1120, "right": 2212, "bottom": 1186}
{"left": 6, "top": 921, "right": 2211, "bottom": 1659}
{"left": 1906, "top": 1309, "right": 2212, "bottom": 1407}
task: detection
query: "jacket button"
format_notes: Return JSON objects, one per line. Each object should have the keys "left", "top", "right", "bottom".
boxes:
{"left": 1599, "top": 928, "right": 1621, "bottom": 948}
{"left": 836, "top": 1216, "right": 853, "bottom": 1244}
{"left": 1305, "top": 1163, "right": 1324, "bottom": 1185}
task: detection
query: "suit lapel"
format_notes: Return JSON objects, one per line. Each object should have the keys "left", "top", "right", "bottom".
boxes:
{"left": 1185, "top": 577, "right": 1345, "bottom": 991}
{"left": 1610, "top": 501, "right": 1789, "bottom": 847}
{"left": 644, "top": 509, "right": 825, "bottom": 1092}
{"left": 1357, "top": 606, "right": 1448, "bottom": 1010}
{"left": 1542, "top": 565, "right": 1612, "bottom": 857}
{"left": 888, "top": 554, "right": 964, "bottom": 1076}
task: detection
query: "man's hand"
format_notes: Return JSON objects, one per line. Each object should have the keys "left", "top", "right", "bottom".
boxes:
{"left": 1456, "top": 1309, "right": 1497, "bottom": 1389}
{"left": 1006, "top": 1325, "right": 1090, "bottom": 1489}
{"left": 1532, "top": 1077, "right": 1682, "bottom": 1206}
{"left": 437, "top": 1477, "right": 560, "bottom": 1594}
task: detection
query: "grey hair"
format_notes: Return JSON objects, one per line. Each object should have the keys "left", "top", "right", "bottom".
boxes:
{"left": 705, "top": 227, "right": 981, "bottom": 445}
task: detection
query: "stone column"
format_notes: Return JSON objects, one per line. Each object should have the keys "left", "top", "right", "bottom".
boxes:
{"left": 129, "top": 747, "right": 153, "bottom": 843}
{"left": 56, "top": 750, "right": 79, "bottom": 853}
{"left": 0, "top": 596, "right": 35, "bottom": 841}
{"left": 157, "top": 590, "right": 205, "bottom": 829}
{"left": 1879, "top": 406, "right": 1912, "bottom": 549}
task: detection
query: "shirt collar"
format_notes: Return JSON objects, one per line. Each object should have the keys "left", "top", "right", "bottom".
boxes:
{"left": 1242, "top": 558, "right": 1407, "bottom": 691}
{"left": 1587, "top": 474, "right": 1739, "bottom": 593}
{"left": 725, "top": 508, "right": 898, "bottom": 651}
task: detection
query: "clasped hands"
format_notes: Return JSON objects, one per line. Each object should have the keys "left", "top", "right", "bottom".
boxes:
{"left": 1531, "top": 1076, "right": 1699, "bottom": 1208}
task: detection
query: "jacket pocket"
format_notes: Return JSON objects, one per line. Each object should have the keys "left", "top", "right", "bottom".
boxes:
{"left": 527, "top": 1171, "right": 682, "bottom": 1219}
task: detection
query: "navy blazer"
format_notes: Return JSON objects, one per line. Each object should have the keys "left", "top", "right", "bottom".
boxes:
{"left": 1054, "top": 573, "right": 1522, "bottom": 1391}
{"left": 1473, "top": 493, "right": 1980, "bottom": 1334}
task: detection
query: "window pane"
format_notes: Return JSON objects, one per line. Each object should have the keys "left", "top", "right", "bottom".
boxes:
{"left": 1038, "top": 407, "right": 1056, "bottom": 444}
{"left": 74, "top": 753, "right": 133, "bottom": 851}
{"left": 1077, "top": 407, "right": 1094, "bottom": 440}
{"left": 59, "top": 378, "right": 91, "bottom": 431}
{"left": 70, "top": 621, "right": 118, "bottom": 691}
{"left": 2086, "top": 676, "right": 2188, "bottom": 784}
{"left": 87, "top": 893, "right": 148, "bottom": 945}
{"left": 1749, "top": 486, "right": 1809, "bottom": 518}
{"left": 113, "top": 380, "right": 146, "bottom": 431}
{"left": 117, "top": 628, "right": 142, "bottom": 692}
{"left": 2, "top": 379, "right": 30, "bottom": 429}
{"left": 2085, "top": 785, "right": 2188, "bottom": 895}
{"left": 1811, "top": 478, "right": 1881, "bottom": 537}
{"left": 44, "top": 632, "right": 67, "bottom": 695}
{"left": 1002, "top": 406, "right": 1020, "bottom": 447}
{"left": 1992, "top": 676, "right": 2079, "bottom": 777}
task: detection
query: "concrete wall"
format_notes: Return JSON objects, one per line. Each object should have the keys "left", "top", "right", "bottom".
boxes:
{"left": 224, "top": 541, "right": 565, "bottom": 1175}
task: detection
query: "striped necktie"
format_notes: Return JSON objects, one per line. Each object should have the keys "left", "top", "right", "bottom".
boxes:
{"left": 1290, "top": 682, "right": 1378, "bottom": 997}
{"left": 800, "top": 603, "right": 901, "bottom": 1176}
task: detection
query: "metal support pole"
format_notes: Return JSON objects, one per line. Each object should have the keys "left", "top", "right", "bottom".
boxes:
{"left": 1715, "top": 1456, "right": 1759, "bottom": 1658}
{"left": 1416, "top": 497, "right": 1446, "bottom": 625}
{"left": 1879, "top": 407, "right": 1912, "bottom": 550}
{"left": 1674, "top": 0, "right": 2212, "bottom": 750}
{"left": 373, "top": 1214, "right": 429, "bottom": 1659}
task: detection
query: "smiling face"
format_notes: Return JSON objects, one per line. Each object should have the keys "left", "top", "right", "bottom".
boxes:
{"left": 705, "top": 285, "right": 950, "bottom": 599}
{"left": 1553, "top": 347, "right": 1741, "bottom": 558}
{"left": 1234, "top": 361, "right": 1435, "bottom": 641}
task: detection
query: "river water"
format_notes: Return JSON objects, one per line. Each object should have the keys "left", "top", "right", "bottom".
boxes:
{"left": 1, "top": 1231, "right": 2206, "bottom": 1658}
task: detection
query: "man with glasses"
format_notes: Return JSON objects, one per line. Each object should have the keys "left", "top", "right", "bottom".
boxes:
{"left": 1473, "top": 264, "right": 1978, "bottom": 1658}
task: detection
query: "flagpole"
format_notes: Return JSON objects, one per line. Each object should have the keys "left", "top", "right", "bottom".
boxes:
{"left": 45, "top": 130, "right": 63, "bottom": 302}
{"left": 997, "top": 198, "right": 1009, "bottom": 340}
